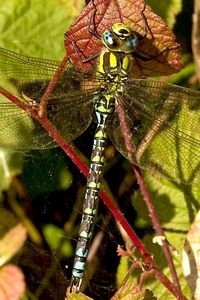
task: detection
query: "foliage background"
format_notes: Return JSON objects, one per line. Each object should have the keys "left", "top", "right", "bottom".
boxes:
{"left": 0, "top": 0, "right": 199, "bottom": 299}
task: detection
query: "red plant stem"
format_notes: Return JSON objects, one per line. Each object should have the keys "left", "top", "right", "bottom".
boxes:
{"left": 38, "top": 54, "right": 69, "bottom": 118}
{"left": 0, "top": 87, "right": 185, "bottom": 299}
{"left": 116, "top": 102, "right": 184, "bottom": 299}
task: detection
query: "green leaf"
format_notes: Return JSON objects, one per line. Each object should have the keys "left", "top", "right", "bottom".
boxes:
{"left": 142, "top": 234, "right": 192, "bottom": 299}
{"left": 116, "top": 256, "right": 131, "bottom": 286}
{"left": 112, "top": 280, "right": 157, "bottom": 300}
{"left": 131, "top": 174, "right": 196, "bottom": 298}
{"left": 0, "top": 0, "right": 84, "bottom": 59}
{"left": 0, "top": 0, "right": 84, "bottom": 192}
{"left": 0, "top": 149, "right": 24, "bottom": 193}
{"left": 132, "top": 174, "right": 200, "bottom": 242}
{"left": 43, "top": 223, "right": 73, "bottom": 257}
{"left": 145, "top": 0, "right": 182, "bottom": 28}
{"left": 66, "top": 290, "right": 93, "bottom": 300}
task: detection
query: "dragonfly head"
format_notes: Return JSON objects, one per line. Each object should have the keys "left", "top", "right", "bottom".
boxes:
{"left": 101, "top": 23, "right": 138, "bottom": 54}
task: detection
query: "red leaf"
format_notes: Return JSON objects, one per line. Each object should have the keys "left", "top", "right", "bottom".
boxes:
{"left": 65, "top": 0, "right": 183, "bottom": 76}
{"left": 0, "top": 264, "right": 25, "bottom": 300}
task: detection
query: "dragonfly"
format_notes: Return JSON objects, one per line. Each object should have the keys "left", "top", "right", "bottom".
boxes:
{"left": 1, "top": 23, "right": 200, "bottom": 292}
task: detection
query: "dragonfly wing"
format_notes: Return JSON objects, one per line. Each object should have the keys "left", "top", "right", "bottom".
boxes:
{"left": 108, "top": 79, "right": 200, "bottom": 184}
{"left": 0, "top": 102, "right": 56, "bottom": 149}
{"left": 0, "top": 48, "right": 94, "bottom": 149}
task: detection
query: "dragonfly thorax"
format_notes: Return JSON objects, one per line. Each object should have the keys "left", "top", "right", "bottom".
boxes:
{"left": 97, "top": 50, "right": 131, "bottom": 99}
{"left": 98, "top": 50, "right": 131, "bottom": 76}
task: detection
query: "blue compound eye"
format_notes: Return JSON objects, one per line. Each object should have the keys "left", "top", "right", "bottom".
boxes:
{"left": 102, "top": 30, "right": 121, "bottom": 51}
{"left": 122, "top": 35, "right": 138, "bottom": 53}
{"left": 102, "top": 31, "right": 114, "bottom": 46}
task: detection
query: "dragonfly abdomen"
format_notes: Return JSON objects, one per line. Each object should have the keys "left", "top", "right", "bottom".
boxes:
{"left": 71, "top": 94, "right": 115, "bottom": 291}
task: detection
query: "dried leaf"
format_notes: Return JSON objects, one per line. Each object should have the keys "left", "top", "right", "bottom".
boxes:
{"left": 0, "top": 209, "right": 27, "bottom": 266}
{"left": 65, "top": 0, "right": 183, "bottom": 76}
{"left": 0, "top": 264, "right": 25, "bottom": 300}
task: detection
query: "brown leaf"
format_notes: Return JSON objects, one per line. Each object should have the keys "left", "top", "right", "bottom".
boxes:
{"left": 65, "top": 0, "right": 183, "bottom": 76}
{"left": 0, "top": 264, "right": 25, "bottom": 300}
{"left": 0, "top": 209, "right": 27, "bottom": 266}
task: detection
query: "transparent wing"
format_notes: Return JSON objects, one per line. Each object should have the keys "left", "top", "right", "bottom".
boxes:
{"left": 0, "top": 47, "right": 99, "bottom": 149}
{"left": 108, "top": 79, "right": 200, "bottom": 184}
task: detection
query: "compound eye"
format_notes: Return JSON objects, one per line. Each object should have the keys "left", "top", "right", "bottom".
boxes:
{"left": 102, "top": 30, "right": 121, "bottom": 51}
{"left": 122, "top": 34, "right": 138, "bottom": 53}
